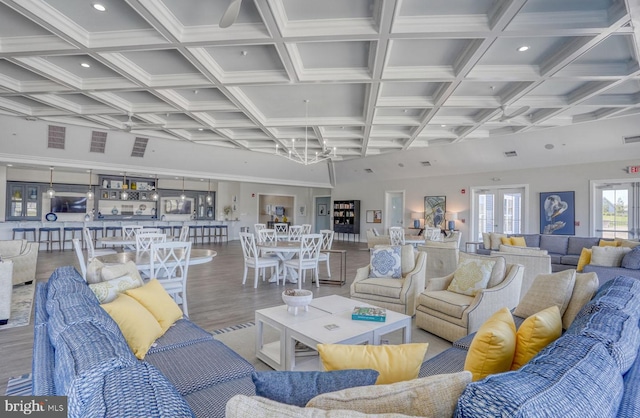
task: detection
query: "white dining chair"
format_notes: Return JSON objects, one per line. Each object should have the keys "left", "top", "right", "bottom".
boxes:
{"left": 301, "top": 224, "right": 312, "bottom": 234}
{"left": 136, "top": 232, "right": 167, "bottom": 252}
{"left": 178, "top": 225, "right": 190, "bottom": 242}
{"left": 240, "top": 233, "right": 280, "bottom": 288}
{"left": 254, "top": 223, "right": 266, "bottom": 234}
{"left": 389, "top": 227, "right": 405, "bottom": 245}
{"left": 274, "top": 223, "right": 288, "bottom": 239}
{"left": 283, "top": 234, "right": 322, "bottom": 289}
{"left": 73, "top": 238, "right": 87, "bottom": 280}
{"left": 258, "top": 229, "right": 277, "bottom": 245}
{"left": 425, "top": 227, "right": 442, "bottom": 241}
{"left": 288, "top": 225, "right": 303, "bottom": 241}
{"left": 122, "top": 225, "right": 144, "bottom": 240}
{"left": 317, "top": 229, "right": 334, "bottom": 278}
{"left": 83, "top": 227, "right": 116, "bottom": 259}
{"left": 150, "top": 241, "right": 192, "bottom": 315}
{"left": 138, "top": 227, "right": 162, "bottom": 234}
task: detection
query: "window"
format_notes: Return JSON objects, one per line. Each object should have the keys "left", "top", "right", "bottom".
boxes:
{"left": 593, "top": 181, "right": 639, "bottom": 239}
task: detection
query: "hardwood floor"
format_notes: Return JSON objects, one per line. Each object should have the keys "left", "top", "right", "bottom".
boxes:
{"left": 0, "top": 239, "right": 372, "bottom": 394}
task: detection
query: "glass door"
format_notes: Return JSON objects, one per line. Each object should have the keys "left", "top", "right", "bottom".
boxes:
{"left": 473, "top": 187, "right": 525, "bottom": 240}
{"left": 594, "top": 181, "right": 638, "bottom": 239}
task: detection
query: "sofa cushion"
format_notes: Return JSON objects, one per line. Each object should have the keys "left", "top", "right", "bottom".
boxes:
{"left": 567, "top": 237, "right": 600, "bottom": 255}
{"left": 575, "top": 275, "right": 640, "bottom": 322}
{"left": 621, "top": 246, "right": 640, "bottom": 270}
{"left": 251, "top": 369, "right": 379, "bottom": 407}
{"left": 618, "top": 348, "right": 640, "bottom": 418}
{"left": 591, "top": 246, "right": 631, "bottom": 267}
{"left": 317, "top": 343, "right": 429, "bottom": 385}
{"left": 559, "top": 254, "right": 579, "bottom": 267}
{"left": 566, "top": 306, "right": 640, "bottom": 373}
{"left": 369, "top": 246, "right": 402, "bottom": 279}
{"left": 307, "top": 371, "right": 472, "bottom": 417}
{"left": 86, "top": 259, "right": 104, "bottom": 284}
{"left": 418, "top": 290, "right": 473, "bottom": 319}
{"left": 464, "top": 307, "right": 516, "bottom": 381}
{"left": 184, "top": 376, "right": 255, "bottom": 418}
{"left": 520, "top": 234, "right": 540, "bottom": 248}
{"left": 562, "top": 272, "right": 599, "bottom": 330}
{"left": 77, "top": 362, "right": 194, "bottom": 418}
{"left": 511, "top": 306, "right": 562, "bottom": 370}
{"left": 148, "top": 319, "right": 213, "bottom": 354}
{"left": 125, "top": 279, "right": 183, "bottom": 332}
{"left": 101, "top": 293, "right": 164, "bottom": 359}
{"left": 448, "top": 257, "right": 495, "bottom": 296}
{"left": 489, "top": 233, "right": 507, "bottom": 250}
{"left": 455, "top": 335, "right": 624, "bottom": 418}
{"left": 615, "top": 238, "right": 640, "bottom": 248}
{"left": 353, "top": 277, "right": 403, "bottom": 299}
{"left": 599, "top": 239, "right": 620, "bottom": 247}
{"left": 539, "top": 235, "right": 569, "bottom": 255}
{"left": 498, "top": 244, "right": 547, "bottom": 256}
{"left": 513, "top": 269, "right": 576, "bottom": 318}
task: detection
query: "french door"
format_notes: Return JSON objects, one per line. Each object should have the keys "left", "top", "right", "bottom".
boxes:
{"left": 593, "top": 181, "right": 639, "bottom": 239}
{"left": 472, "top": 187, "right": 525, "bottom": 241}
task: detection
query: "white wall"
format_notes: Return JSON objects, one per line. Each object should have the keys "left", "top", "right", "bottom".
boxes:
{"left": 332, "top": 158, "right": 640, "bottom": 246}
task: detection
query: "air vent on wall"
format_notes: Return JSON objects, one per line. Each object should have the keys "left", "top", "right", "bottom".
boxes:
{"left": 131, "top": 137, "right": 148, "bottom": 158}
{"left": 623, "top": 135, "right": 640, "bottom": 144}
{"left": 504, "top": 150, "right": 518, "bottom": 157}
{"left": 90, "top": 131, "right": 107, "bottom": 153}
{"left": 47, "top": 125, "right": 66, "bottom": 149}
{"left": 421, "top": 161, "right": 431, "bottom": 167}
{"left": 364, "top": 168, "right": 374, "bottom": 173}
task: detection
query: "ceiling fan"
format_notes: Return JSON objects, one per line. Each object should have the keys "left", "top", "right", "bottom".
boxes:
{"left": 117, "top": 113, "right": 165, "bottom": 132}
{"left": 493, "top": 105, "right": 530, "bottom": 122}
{"left": 220, "top": 0, "right": 242, "bottom": 28}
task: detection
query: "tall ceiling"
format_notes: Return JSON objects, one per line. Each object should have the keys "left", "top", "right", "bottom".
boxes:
{"left": 0, "top": 0, "right": 639, "bottom": 165}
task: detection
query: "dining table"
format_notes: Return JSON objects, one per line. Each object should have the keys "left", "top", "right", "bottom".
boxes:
{"left": 257, "top": 241, "right": 302, "bottom": 283}
{"left": 95, "top": 248, "right": 217, "bottom": 272}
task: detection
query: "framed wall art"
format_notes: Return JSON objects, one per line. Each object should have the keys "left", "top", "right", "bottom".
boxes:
{"left": 318, "top": 204, "right": 327, "bottom": 216}
{"left": 540, "top": 191, "right": 575, "bottom": 235}
{"left": 366, "top": 210, "right": 382, "bottom": 223}
{"left": 424, "top": 196, "right": 446, "bottom": 229}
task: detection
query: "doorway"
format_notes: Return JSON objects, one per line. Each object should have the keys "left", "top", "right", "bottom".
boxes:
{"left": 471, "top": 185, "right": 527, "bottom": 241}
{"left": 385, "top": 190, "right": 405, "bottom": 233}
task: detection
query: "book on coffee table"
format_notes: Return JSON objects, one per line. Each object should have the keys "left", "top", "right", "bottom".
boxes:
{"left": 352, "top": 306, "right": 386, "bottom": 322}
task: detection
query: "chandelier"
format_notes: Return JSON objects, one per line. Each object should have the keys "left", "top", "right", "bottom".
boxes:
{"left": 275, "top": 99, "right": 336, "bottom": 165}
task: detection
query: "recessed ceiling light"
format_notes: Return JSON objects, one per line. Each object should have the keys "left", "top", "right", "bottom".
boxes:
{"left": 93, "top": 3, "right": 106, "bottom": 12}
{"left": 198, "top": 128, "right": 204, "bottom": 131}
{"left": 441, "top": 124, "right": 447, "bottom": 127}
{"left": 80, "top": 62, "right": 90, "bottom": 68}
{"left": 7, "top": 164, "right": 13, "bottom": 167}
{"left": 517, "top": 45, "right": 529, "bottom": 52}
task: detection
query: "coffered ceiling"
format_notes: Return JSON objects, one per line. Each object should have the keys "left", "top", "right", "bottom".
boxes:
{"left": 0, "top": 0, "right": 639, "bottom": 163}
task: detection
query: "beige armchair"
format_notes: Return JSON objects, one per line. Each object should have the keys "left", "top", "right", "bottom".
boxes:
{"left": 490, "top": 245, "right": 551, "bottom": 300}
{"left": 365, "top": 229, "right": 390, "bottom": 249}
{"left": 417, "top": 243, "right": 459, "bottom": 279}
{"left": 415, "top": 253, "right": 524, "bottom": 342}
{"left": 351, "top": 245, "right": 427, "bottom": 315}
{"left": 0, "top": 239, "right": 38, "bottom": 285}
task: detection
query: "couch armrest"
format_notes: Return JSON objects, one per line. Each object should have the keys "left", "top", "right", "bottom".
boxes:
{"left": 465, "top": 264, "right": 524, "bottom": 334}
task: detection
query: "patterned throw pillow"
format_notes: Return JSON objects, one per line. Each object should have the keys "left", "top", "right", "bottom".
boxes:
{"left": 369, "top": 246, "right": 402, "bottom": 279}
{"left": 621, "top": 246, "right": 640, "bottom": 270}
{"left": 89, "top": 274, "right": 144, "bottom": 304}
{"left": 447, "top": 258, "right": 496, "bottom": 296}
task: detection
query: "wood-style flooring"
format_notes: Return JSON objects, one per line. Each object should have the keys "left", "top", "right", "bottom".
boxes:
{"left": 0, "top": 239, "right": 372, "bottom": 394}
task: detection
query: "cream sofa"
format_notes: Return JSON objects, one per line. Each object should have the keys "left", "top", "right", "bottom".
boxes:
{"left": 0, "top": 260, "right": 13, "bottom": 325}
{"left": 0, "top": 239, "right": 39, "bottom": 285}
{"left": 490, "top": 244, "right": 552, "bottom": 300}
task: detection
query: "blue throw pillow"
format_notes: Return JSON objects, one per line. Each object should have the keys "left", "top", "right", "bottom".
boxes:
{"left": 621, "top": 246, "right": 640, "bottom": 270}
{"left": 369, "top": 246, "right": 402, "bottom": 278}
{"left": 251, "top": 369, "right": 379, "bottom": 407}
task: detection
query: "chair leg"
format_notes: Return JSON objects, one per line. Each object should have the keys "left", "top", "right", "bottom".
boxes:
{"left": 254, "top": 268, "right": 259, "bottom": 289}
{"left": 315, "top": 268, "right": 320, "bottom": 288}
{"left": 242, "top": 265, "right": 248, "bottom": 285}
{"left": 326, "top": 257, "right": 331, "bottom": 278}
{"left": 182, "top": 291, "right": 188, "bottom": 316}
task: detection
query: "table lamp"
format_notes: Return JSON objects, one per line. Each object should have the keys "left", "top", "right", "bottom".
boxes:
{"left": 446, "top": 212, "right": 458, "bottom": 231}
{"left": 411, "top": 212, "right": 423, "bottom": 229}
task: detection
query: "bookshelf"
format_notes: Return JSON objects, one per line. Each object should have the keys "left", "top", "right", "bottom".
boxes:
{"left": 332, "top": 199, "right": 360, "bottom": 241}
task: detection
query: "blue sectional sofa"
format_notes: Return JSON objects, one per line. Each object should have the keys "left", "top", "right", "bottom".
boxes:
{"left": 419, "top": 275, "right": 640, "bottom": 417}
{"left": 32, "top": 266, "right": 256, "bottom": 418}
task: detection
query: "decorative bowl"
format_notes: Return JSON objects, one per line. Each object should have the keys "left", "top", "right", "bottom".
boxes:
{"left": 282, "top": 289, "right": 313, "bottom": 315}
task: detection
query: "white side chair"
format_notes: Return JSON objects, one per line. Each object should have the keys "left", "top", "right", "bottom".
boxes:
{"left": 240, "top": 233, "right": 280, "bottom": 288}
{"left": 317, "top": 229, "right": 335, "bottom": 278}
{"left": 274, "top": 223, "right": 288, "bottom": 239}
{"left": 136, "top": 232, "right": 167, "bottom": 252}
{"left": 283, "top": 234, "right": 322, "bottom": 289}
{"left": 83, "top": 227, "right": 116, "bottom": 259}
{"left": 150, "top": 241, "right": 192, "bottom": 315}
{"left": 288, "top": 225, "right": 303, "bottom": 242}
{"left": 258, "top": 229, "right": 277, "bottom": 245}
{"left": 301, "top": 224, "right": 312, "bottom": 234}
{"left": 389, "top": 227, "right": 405, "bottom": 245}
{"left": 122, "top": 225, "right": 144, "bottom": 240}
{"left": 254, "top": 223, "right": 266, "bottom": 234}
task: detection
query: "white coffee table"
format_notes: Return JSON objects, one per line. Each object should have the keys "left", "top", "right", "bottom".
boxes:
{"left": 255, "top": 295, "right": 411, "bottom": 371}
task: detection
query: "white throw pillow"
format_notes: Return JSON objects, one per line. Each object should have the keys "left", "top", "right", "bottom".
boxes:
{"left": 85, "top": 258, "right": 105, "bottom": 284}
{"left": 101, "top": 260, "right": 143, "bottom": 283}
{"left": 369, "top": 246, "right": 402, "bottom": 279}
{"left": 489, "top": 233, "right": 507, "bottom": 250}
{"left": 590, "top": 246, "right": 631, "bottom": 267}
{"left": 89, "top": 274, "right": 144, "bottom": 304}
{"left": 447, "top": 258, "right": 496, "bottom": 296}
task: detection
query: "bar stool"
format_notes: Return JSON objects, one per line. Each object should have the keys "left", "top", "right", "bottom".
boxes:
{"left": 63, "top": 226, "right": 83, "bottom": 250}
{"left": 12, "top": 227, "right": 37, "bottom": 242}
{"left": 39, "top": 226, "right": 62, "bottom": 251}
{"left": 188, "top": 224, "right": 201, "bottom": 244}
{"left": 156, "top": 225, "right": 172, "bottom": 236}
{"left": 219, "top": 225, "right": 228, "bottom": 244}
{"left": 105, "top": 226, "right": 121, "bottom": 237}
{"left": 202, "top": 224, "right": 214, "bottom": 244}
{"left": 86, "top": 225, "right": 104, "bottom": 248}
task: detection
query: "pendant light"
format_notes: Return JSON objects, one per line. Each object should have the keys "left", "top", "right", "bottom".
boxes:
{"left": 180, "top": 177, "right": 186, "bottom": 201}
{"left": 151, "top": 175, "right": 159, "bottom": 201}
{"left": 121, "top": 172, "right": 128, "bottom": 200}
{"left": 46, "top": 167, "right": 56, "bottom": 198}
{"left": 86, "top": 169, "right": 94, "bottom": 199}
{"left": 206, "top": 179, "right": 212, "bottom": 204}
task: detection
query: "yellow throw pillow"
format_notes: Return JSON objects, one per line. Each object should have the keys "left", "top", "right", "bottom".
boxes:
{"left": 101, "top": 294, "right": 163, "bottom": 359}
{"left": 510, "top": 236, "right": 527, "bottom": 247}
{"left": 511, "top": 306, "right": 562, "bottom": 370}
{"left": 500, "top": 237, "right": 512, "bottom": 245}
{"left": 576, "top": 248, "right": 592, "bottom": 272}
{"left": 125, "top": 279, "right": 183, "bottom": 332}
{"left": 464, "top": 307, "right": 516, "bottom": 381}
{"left": 599, "top": 239, "right": 620, "bottom": 247}
{"left": 317, "top": 343, "right": 428, "bottom": 385}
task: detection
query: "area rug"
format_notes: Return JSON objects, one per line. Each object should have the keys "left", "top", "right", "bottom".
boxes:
{"left": 213, "top": 320, "right": 453, "bottom": 372}
{"left": 0, "top": 283, "right": 35, "bottom": 331}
